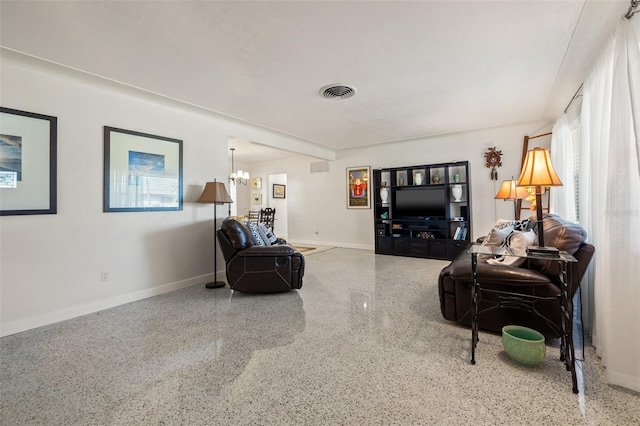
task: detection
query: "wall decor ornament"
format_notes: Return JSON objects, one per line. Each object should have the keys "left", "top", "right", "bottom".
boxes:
{"left": 0, "top": 107, "right": 57, "bottom": 216}
{"left": 251, "top": 177, "right": 262, "bottom": 190}
{"left": 451, "top": 184, "right": 463, "bottom": 202}
{"left": 272, "top": 183, "right": 286, "bottom": 199}
{"left": 379, "top": 182, "right": 390, "bottom": 203}
{"left": 484, "top": 146, "right": 503, "bottom": 180}
{"left": 103, "top": 126, "right": 183, "bottom": 212}
{"left": 415, "top": 172, "right": 423, "bottom": 185}
{"left": 346, "top": 166, "right": 371, "bottom": 209}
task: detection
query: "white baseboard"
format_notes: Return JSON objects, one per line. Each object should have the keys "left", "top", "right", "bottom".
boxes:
{"left": 289, "top": 240, "right": 373, "bottom": 251}
{"left": 0, "top": 273, "right": 214, "bottom": 337}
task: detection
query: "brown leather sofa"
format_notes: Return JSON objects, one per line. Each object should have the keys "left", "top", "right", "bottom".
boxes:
{"left": 217, "top": 218, "right": 305, "bottom": 293}
{"left": 438, "top": 214, "right": 595, "bottom": 337}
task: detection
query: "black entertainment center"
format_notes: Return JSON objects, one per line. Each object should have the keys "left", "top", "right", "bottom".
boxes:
{"left": 373, "top": 161, "right": 471, "bottom": 260}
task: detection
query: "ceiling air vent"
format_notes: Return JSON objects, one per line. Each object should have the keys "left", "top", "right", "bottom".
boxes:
{"left": 320, "top": 84, "right": 357, "bottom": 100}
{"left": 310, "top": 161, "right": 330, "bottom": 173}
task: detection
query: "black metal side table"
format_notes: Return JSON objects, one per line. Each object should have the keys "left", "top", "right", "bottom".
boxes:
{"left": 468, "top": 244, "right": 580, "bottom": 393}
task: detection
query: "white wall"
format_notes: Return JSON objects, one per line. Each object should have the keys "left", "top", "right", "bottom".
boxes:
{"left": 0, "top": 51, "right": 552, "bottom": 336}
{"left": 0, "top": 52, "right": 323, "bottom": 336}
{"left": 250, "top": 123, "right": 552, "bottom": 248}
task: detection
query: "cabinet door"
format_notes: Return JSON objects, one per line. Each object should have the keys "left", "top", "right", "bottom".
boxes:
{"left": 410, "top": 239, "right": 430, "bottom": 257}
{"left": 393, "top": 237, "right": 411, "bottom": 255}
{"left": 447, "top": 240, "right": 469, "bottom": 260}
{"left": 429, "top": 240, "right": 448, "bottom": 259}
{"left": 376, "top": 237, "right": 394, "bottom": 254}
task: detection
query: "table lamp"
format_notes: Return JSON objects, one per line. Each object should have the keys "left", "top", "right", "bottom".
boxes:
{"left": 516, "top": 147, "right": 563, "bottom": 249}
{"left": 197, "top": 179, "right": 233, "bottom": 289}
{"left": 495, "top": 177, "right": 530, "bottom": 219}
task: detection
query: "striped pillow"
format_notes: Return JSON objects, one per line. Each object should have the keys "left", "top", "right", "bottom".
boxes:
{"left": 247, "top": 222, "right": 266, "bottom": 246}
{"left": 258, "top": 223, "right": 278, "bottom": 245}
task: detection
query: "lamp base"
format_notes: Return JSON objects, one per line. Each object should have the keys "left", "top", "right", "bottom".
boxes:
{"left": 205, "top": 281, "right": 226, "bottom": 289}
{"left": 526, "top": 246, "right": 560, "bottom": 257}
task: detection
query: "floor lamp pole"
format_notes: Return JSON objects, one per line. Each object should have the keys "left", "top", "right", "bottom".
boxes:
{"left": 535, "top": 186, "right": 545, "bottom": 248}
{"left": 206, "top": 202, "right": 225, "bottom": 289}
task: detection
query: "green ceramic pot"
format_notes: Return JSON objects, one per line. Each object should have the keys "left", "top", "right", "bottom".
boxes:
{"left": 502, "top": 325, "right": 546, "bottom": 366}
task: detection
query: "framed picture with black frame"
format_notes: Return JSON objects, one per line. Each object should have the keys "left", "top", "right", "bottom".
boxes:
{"left": 273, "top": 183, "right": 286, "bottom": 199}
{"left": 103, "top": 126, "right": 183, "bottom": 212}
{"left": 0, "top": 107, "right": 57, "bottom": 216}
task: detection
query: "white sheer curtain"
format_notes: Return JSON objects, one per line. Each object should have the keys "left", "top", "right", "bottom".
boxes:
{"left": 580, "top": 17, "right": 640, "bottom": 393}
{"left": 550, "top": 114, "right": 577, "bottom": 222}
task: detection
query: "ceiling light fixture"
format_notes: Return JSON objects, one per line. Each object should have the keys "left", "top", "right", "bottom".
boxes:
{"left": 229, "top": 148, "right": 249, "bottom": 185}
{"left": 319, "top": 84, "right": 357, "bottom": 100}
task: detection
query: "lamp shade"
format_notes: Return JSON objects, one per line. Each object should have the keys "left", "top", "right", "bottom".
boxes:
{"left": 516, "top": 147, "right": 563, "bottom": 188}
{"left": 197, "top": 181, "right": 234, "bottom": 204}
{"left": 495, "top": 179, "right": 530, "bottom": 200}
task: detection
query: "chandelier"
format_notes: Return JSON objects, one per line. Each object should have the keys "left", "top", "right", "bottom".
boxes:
{"left": 229, "top": 147, "right": 249, "bottom": 185}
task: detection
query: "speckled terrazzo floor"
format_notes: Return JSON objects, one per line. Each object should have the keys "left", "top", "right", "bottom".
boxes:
{"left": 1, "top": 248, "right": 639, "bottom": 425}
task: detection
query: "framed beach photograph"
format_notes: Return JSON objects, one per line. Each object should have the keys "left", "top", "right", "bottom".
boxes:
{"left": 103, "top": 126, "right": 183, "bottom": 212}
{"left": 273, "top": 184, "right": 286, "bottom": 199}
{"left": 0, "top": 107, "right": 57, "bottom": 216}
{"left": 346, "top": 166, "right": 370, "bottom": 209}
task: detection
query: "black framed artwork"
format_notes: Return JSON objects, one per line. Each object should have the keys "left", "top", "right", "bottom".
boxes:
{"left": 0, "top": 107, "right": 57, "bottom": 216}
{"left": 103, "top": 126, "right": 183, "bottom": 212}
{"left": 273, "top": 183, "right": 286, "bottom": 199}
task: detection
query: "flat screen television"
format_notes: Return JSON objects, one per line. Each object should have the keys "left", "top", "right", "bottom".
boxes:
{"left": 394, "top": 187, "right": 446, "bottom": 220}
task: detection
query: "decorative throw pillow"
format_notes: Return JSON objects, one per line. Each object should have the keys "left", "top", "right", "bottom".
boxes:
{"left": 512, "top": 218, "right": 531, "bottom": 231}
{"left": 487, "top": 229, "right": 537, "bottom": 267}
{"left": 490, "top": 218, "right": 531, "bottom": 231}
{"left": 481, "top": 225, "right": 514, "bottom": 248}
{"left": 247, "top": 222, "right": 266, "bottom": 246}
{"left": 478, "top": 225, "right": 513, "bottom": 261}
{"left": 258, "top": 223, "right": 278, "bottom": 245}
{"left": 491, "top": 219, "right": 517, "bottom": 230}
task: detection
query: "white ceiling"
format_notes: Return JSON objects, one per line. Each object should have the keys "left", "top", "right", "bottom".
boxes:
{"left": 0, "top": 1, "right": 631, "bottom": 161}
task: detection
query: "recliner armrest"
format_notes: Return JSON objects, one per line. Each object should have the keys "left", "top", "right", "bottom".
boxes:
{"left": 235, "top": 245, "right": 298, "bottom": 257}
{"left": 449, "top": 256, "right": 550, "bottom": 285}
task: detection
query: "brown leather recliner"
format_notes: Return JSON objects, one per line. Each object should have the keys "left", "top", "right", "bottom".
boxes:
{"left": 438, "top": 214, "right": 595, "bottom": 337}
{"left": 217, "top": 218, "right": 305, "bottom": 293}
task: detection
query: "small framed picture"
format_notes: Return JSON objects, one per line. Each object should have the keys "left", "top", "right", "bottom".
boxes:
{"left": 346, "top": 166, "right": 371, "bottom": 209}
{"left": 251, "top": 177, "right": 262, "bottom": 190}
{"left": 273, "top": 184, "right": 286, "bottom": 199}
{"left": 252, "top": 193, "right": 262, "bottom": 206}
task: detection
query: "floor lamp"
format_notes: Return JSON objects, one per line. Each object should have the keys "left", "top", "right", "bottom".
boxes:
{"left": 197, "top": 179, "right": 233, "bottom": 289}
{"left": 495, "top": 177, "right": 530, "bottom": 219}
{"left": 516, "top": 147, "right": 563, "bottom": 250}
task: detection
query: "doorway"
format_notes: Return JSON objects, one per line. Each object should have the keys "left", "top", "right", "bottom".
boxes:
{"left": 267, "top": 173, "right": 288, "bottom": 239}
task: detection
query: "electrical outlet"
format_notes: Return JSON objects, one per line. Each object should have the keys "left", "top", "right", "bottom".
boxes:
{"left": 100, "top": 271, "right": 110, "bottom": 282}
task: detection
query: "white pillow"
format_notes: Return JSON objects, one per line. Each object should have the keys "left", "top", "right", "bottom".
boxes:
{"left": 481, "top": 225, "right": 514, "bottom": 248}
{"left": 487, "top": 229, "right": 537, "bottom": 267}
